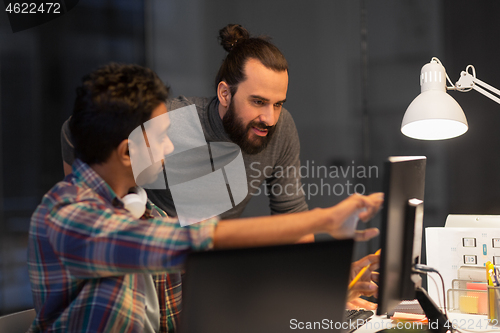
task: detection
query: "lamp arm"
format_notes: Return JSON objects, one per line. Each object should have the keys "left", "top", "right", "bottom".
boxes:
{"left": 455, "top": 71, "right": 500, "bottom": 105}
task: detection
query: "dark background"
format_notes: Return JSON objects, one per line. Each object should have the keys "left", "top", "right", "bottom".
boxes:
{"left": 0, "top": 0, "right": 498, "bottom": 315}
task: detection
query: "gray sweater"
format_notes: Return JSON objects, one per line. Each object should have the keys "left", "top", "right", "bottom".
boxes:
{"left": 61, "top": 96, "right": 308, "bottom": 219}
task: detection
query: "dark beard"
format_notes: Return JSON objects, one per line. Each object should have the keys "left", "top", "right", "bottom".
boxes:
{"left": 222, "top": 100, "right": 277, "bottom": 155}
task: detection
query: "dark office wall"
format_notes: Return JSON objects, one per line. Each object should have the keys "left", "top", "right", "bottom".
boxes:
{"left": 0, "top": 0, "right": 146, "bottom": 315}
{"left": 442, "top": 0, "right": 500, "bottom": 215}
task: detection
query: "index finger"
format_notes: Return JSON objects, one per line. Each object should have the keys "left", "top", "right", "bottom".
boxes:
{"left": 352, "top": 251, "right": 381, "bottom": 269}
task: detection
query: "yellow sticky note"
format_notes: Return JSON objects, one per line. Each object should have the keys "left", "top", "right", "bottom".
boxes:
{"left": 460, "top": 295, "right": 479, "bottom": 314}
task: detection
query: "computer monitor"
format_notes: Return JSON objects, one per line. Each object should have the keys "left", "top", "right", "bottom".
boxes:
{"left": 376, "top": 156, "right": 448, "bottom": 332}
{"left": 377, "top": 156, "right": 426, "bottom": 314}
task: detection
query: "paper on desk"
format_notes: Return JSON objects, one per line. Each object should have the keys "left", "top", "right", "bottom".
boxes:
{"left": 391, "top": 312, "right": 428, "bottom": 323}
{"left": 426, "top": 227, "right": 500, "bottom": 310}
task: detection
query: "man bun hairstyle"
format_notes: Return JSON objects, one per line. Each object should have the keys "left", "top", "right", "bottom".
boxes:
{"left": 70, "top": 63, "right": 169, "bottom": 165}
{"left": 218, "top": 24, "right": 250, "bottom": 52}
{"left": 215, "top": 24, "right": 288, "bottom": 96}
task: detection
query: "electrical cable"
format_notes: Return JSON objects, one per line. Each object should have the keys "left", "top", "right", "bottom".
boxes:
{"left": 427, "top": 273, "right": 443, "bottom": 309}
{"left": 414, "top": 264, "right": 447, "bottom": 316}
{"left": 431, "top": 56, "right": 458, "bottom": 90}
{"left": 435, "top": 270, "right": 448, "bottom": 317}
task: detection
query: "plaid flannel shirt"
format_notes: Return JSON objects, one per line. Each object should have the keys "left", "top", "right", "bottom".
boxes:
{"left": 28, "top": 159, "right": 217, "bottom": 332}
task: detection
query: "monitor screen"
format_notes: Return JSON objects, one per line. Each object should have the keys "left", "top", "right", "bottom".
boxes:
{"left": 181, "top": 239, "right": 355, "bottom": 333}
{"left": 377, "top": 156, "right": 426, "bottom": 315}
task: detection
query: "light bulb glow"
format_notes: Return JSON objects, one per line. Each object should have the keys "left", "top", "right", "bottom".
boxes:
{"left": 401, "top": 119, "right": 468, "bottom": 140}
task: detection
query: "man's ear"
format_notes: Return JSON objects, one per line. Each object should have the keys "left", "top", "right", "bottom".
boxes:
{"left": 217, "top": 81, "right": 231, "bottom": 108}
{"left": 117, "top": 139, "right": 131, "bottom": 166}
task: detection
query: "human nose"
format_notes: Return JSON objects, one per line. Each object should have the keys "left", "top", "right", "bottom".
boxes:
{"left": 163, "top": 136, "right": 174, "bottom": 156}
{"left": 259, "top": 105, "right": 277, "bottom": 126}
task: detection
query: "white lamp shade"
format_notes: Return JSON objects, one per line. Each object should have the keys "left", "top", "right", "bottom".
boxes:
{"left": 401, "top": 59, "right": 469, "bottom": 140}
{"left": 401, "top": 90, "right": 468, "bottom": 140}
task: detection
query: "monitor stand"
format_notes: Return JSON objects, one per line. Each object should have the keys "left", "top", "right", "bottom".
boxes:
{"left": 415, "top": 286, "right": 452, "bottom": 333}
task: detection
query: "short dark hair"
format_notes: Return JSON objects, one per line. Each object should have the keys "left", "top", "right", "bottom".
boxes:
{"left": 70, "top": 63, "right": 169, "bottom": 165}
{"left": 215, "top": 24, "right": 288, "bottom": 96}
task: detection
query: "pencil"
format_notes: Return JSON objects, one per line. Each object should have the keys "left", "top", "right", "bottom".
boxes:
{"left": 348, "top": 249, "right": 381, "bottom": 290}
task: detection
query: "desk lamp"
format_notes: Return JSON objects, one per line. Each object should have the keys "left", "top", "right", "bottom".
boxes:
{"left": 401, "top": 57, "right": 500, "bottom": 140}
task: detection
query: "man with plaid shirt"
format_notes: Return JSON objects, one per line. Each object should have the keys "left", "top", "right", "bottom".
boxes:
{"left": 28, "top": 63, "right": 383, "bottom": 332}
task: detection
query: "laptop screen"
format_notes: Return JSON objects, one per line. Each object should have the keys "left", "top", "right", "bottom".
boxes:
{"left": 180, "top": 239, "right": 354, "bottom": 333}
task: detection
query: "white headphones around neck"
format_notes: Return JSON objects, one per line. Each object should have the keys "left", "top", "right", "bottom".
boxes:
{"left": 122, "top": 187, "right": 148, "bottom": 219}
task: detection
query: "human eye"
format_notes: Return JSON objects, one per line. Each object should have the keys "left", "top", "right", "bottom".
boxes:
{"left": 274, "top": 102, "right": 283, "bottom": 108}
{"left": 253, "top": 99, "right": 265, "bottom": 106}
